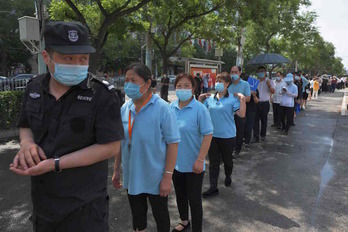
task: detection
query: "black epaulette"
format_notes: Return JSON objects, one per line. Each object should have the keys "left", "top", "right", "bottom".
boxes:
{"left": 87, "top": 73, "right": 116, "bottom": 91}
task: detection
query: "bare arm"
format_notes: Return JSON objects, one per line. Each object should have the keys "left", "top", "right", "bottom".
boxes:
{"left": 245, "top": 96, "right": 251, "bottom": 102}
{"left": 234, "top": 93, "right": 246, "bottom": 118}
{"left": 160, "top": 143, "right": 178, "bottom": 197}
{"left": 193, "top": 134, "right": 212, "bottom": 174}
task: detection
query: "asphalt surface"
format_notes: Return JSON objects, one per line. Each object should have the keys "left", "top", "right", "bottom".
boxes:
{"left": 1, "top": 89, "right": 347, "bottom": 232}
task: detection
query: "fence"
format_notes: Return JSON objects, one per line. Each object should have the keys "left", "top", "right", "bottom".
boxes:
{"left": 0, "top": 78, "right": 30, "bottom": 92}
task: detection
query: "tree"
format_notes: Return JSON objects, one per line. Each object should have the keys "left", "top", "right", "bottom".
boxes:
{"left": 148, "top": 0, "right": 228, "bottom": 74}
{"left": 49, "top": 0, "right": 151, "bottom": 72}
{"left": 0, "top": 0, "right": 35, "bottom": 76}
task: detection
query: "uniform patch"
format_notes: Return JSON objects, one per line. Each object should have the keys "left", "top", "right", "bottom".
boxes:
{"left": 68, "top": 30, "right": 78, "bottom": 42}
{"left": 29, "top": 92, "right": 41, "bottom": 99}
{"left": 77, "top": 95, "right": 92, "bottom": 101}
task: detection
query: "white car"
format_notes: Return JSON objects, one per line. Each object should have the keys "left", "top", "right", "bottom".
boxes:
{"left": 168, "top": 75, "right": 176, "bottom": 84}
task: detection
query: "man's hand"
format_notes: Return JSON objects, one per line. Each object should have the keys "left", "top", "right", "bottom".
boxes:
{"left": 266, "top": 80, "right": 272, "bottom": 88}
{"left": 13, "top": 142, "right": 47, "bottom": 170}
{"left": 112, "top": 170, "right": 122, "bottom": 189}
{"left": 193, "top": 159, "right": 204, "bottom": 174}
{"left": 9, "top": 159, "right": 54, "bottom": 176}
{"left": 160, "top": 173, "right": 172, "bottom": 197}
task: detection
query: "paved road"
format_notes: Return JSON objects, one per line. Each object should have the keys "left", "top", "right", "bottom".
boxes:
{"left": 1, "top": 90, "right": 347, "bottom": 231}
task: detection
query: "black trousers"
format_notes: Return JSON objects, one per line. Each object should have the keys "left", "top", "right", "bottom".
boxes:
{"left": 161, "top": 87, "right": 169, "bottom": 102}
{"left": 244, "top": 111, "right": 256, "bottom": 144}
{"left": 272, "top": 103, "right": 281, "bottom": 126}
{"left": 280, "top": 106, "right": 294, "bottom": 132}
{"left": 234, "top": 114, "right": 245, "bottom": 153}
{"left": 254, "top": 101, "right": 270, "bottom": 139}
{"left": 127, "top": 193, "right": 169, "bottom": 232}
{"left": 172, "top": 170, "right": 204, "bottom": 232}
{"left": 208, "top": 137, "right": 235, "bottom": 189}
{"left": 32, "top": 196, "right": 109, "bottom": 232}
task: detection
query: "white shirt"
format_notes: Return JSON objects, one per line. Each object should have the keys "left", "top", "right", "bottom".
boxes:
{"left": 279, "top": 83, "right": 298, "bottom": 107}
{"left": 310, "top": 80, "right": 314, "bottom": 88}
{"left": 258, "top": 78, "right": 275, "bottom": 102}
{"left": 273, "top": 80, "right": 283, "bottom": 104}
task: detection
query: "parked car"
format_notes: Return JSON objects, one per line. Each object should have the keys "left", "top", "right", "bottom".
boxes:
{"left": 0, "top": 74, "right": 36, "bottom": 91}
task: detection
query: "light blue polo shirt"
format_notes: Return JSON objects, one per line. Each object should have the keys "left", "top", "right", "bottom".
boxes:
{"left": 121, "top": 94, "right": 180, "bottom": 195}
{"left": 228, "top": 79, "right": 251, "bottom": 97}
{"left": 170, "top": 98, "right": 213, "bottom": 173}
{"left": 204, "top": 94, "right": 240, "bottom": 138}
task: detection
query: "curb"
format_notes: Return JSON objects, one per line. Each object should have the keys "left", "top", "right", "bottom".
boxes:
{"left": 0, "top": 129, "right": 19, "bottom": 141}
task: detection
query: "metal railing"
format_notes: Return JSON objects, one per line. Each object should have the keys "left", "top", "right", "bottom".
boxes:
{"left": 0, "top": 79, "right": 30, "bottom": 92}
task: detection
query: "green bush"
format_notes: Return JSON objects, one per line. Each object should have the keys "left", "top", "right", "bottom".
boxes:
{"left": 0, "top": 91, "right": 24, "bottom": 130}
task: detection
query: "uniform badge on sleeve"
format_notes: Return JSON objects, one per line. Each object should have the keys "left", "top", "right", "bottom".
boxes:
{"left": 29, "top": 92, "right": 40, "bottom": 99}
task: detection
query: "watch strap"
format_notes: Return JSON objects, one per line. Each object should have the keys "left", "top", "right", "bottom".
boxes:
{"left": 54, "top": 157, "right": 61, "bottom": 173}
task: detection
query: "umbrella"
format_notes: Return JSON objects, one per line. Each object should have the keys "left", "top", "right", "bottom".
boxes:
{"left": 247, "top": 53, "right": 290, "bottom": 65}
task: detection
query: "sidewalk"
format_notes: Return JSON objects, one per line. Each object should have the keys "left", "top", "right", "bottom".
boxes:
{"left": 1, "top": 91, "right": 347, "bottom": 231}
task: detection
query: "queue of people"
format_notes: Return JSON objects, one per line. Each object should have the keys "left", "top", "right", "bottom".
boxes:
{"left": 10, "top": 21, "right": 347, "bottom": 232}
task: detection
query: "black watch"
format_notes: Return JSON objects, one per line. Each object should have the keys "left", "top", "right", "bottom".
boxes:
{"left": 54, "top": 157, "right": 61, "bottom": 173}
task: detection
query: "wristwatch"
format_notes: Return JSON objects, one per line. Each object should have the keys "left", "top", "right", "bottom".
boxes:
{"left": 54, "top": 156, "right": 61, "bottom": 173}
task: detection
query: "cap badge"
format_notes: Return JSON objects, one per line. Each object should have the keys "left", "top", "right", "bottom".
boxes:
{"left": 68, "top": 30, "right": 79, "bottom": 42}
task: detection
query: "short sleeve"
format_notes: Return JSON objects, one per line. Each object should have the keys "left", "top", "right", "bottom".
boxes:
{"left": 160, "top": 104, "right": 180, "bottom": 144}
{"left": 244, "top": 82, "right": 251, "bottom": 97}
{"left": 198, "top": 104, "right": 213, "bottom": 135}
{"left": 94, "top": 88, "right": 124, "bottom": 144}
{"left": 16, "top": 86, "right": 30, "bottom": 128}
{"left": 232, "top": 97, "right": 241, "bottom": 112}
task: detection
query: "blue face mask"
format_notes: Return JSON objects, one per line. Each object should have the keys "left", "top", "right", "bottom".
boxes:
{"left": 295, "top": 76, "right": 300, "bottom": 81}
{"left": 285, "top": 81, "right": 292, "bottom": 85}
{"left": 176, "top": 89, "right": 192, "bottom": 102}
{"left": 231, "top": 74, "right": 239, "bottom": 81}
{"left": 51, "top": 62, "right": 89, "bottom": 86}
{"left": 276, "top": 77, "right": 281, "bottom": 81}
{"left": 257, "top": 72, "right": 265, "bottom": 78}
{"left": 124, "top": 82, "right": 146, "bottom": 100}
{"left": 215, "top": 82, "right": 225, "bottom": 92}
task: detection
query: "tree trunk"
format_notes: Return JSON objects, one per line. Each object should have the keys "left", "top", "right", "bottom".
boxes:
{"left": 162, "top": 54, "right": 169, "bottom": 75}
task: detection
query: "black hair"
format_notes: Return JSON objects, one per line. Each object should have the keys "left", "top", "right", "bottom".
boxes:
{"left": 231, "top": 65, "right": 242, "bottom": 72}
{"left": 125, "top": 62, "right": 152, "bottom": 82}
{"left": 257, "top": 66, "right": 266, "bottom": 71}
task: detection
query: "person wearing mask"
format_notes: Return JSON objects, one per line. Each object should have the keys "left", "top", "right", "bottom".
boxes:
{"left": 271, "top": 72, "right": 284, "bottom": 129}
{"left": 241, "top": 75, "right": 259, "bottom": 149}
{"left": 194, "top": 73, "right": 202, "bottom": 99}
{"left": 10, "top": 21, "right": 124, "bottom": 231}
{"left": 161, "top": 73, "right": 170, "bottom": 102}
{"left": 253, "top": 66, "right": 275, "bottom": 142}
{"left": 170, "top": 73, "right": 213, "bottom": 232}
{"left": 112, "top": 63, "right": 180, "bottom": 232}
{"left": 199, "top": 72, "right": 246, "bottom": 198}
{"left": 293, "top": 73, "right": 302, "bottom": 124}
{"left": 279, "top": 74, "right": 298, "bottom": 135}
{"left": 312, "top": 78, "right": 320, "bottom": 100}
{"left": 202, "top": 74, "right": 209, "bottom": 93}
{"left": 228, "top": 66, "right": 250, "bottom": 158}
{"left": 300, "top": 72, "right": 309, "bottom": 110}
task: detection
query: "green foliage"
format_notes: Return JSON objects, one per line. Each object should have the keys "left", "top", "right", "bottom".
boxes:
{"left": 0, "top": 0, "right": 35, "bottom": 76}
{"left": 0, "top": 91, "right": 24, "bottom": 130}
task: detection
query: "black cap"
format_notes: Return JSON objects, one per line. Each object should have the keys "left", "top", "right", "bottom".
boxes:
{"left": 44, "top": 21, "right": 96, "bottom": 54}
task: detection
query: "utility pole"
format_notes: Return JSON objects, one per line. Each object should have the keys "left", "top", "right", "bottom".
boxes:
{"left": 35, "top": 0, "right": 46, "bottom": 74}
{"left": 145, "top": 29, "right": 152, "bottom": 71}
{"left": 236, "top": 27, "right": 245, "bottom": 69}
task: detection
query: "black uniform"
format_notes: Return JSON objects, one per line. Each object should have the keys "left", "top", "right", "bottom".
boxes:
{"left": 17, "top": 73, "right": 124, "bottom": 231}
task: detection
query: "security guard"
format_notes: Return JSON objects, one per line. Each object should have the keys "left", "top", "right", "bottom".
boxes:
{"left": 9, "top": 21, "right": 124, "bottom": 231}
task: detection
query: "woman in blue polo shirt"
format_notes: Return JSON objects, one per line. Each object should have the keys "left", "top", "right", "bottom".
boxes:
{"left": 112, "top": 63, "right": 180, "bottom": 232}
{"left": 170, "top": 73, "right": 213, "bottom": 232}
{"left": 199, "top": 72, "right": 246, "bottom": 198}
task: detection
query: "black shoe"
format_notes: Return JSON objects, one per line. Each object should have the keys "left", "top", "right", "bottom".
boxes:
{"left": 271, "top": 124, "right": 276, "bottom": 127}
{"left": 290, "top": 123, "right": 296, "bottom": 126}
{"left": 277, "top": 126, "right": 282, "bottom": 129}
{"left": 282, "top": 131, "right": 288, "bottom": 135}
{"left": 252, "top": 138, "right": 259, "bottom": 143}
{"left": 261, "top": 137, "right": 266, "bottom": 141}
{"left": 202, "top": 187, "right": 219, "bottom": 198}
{"left": 232, "top": 151, "right": 241, "bottom": 159}
{"left": 225, "top": 176, "right": 232, "bottom": 187}
{"left": 172, "top": 221, "right": 191, "bottom": 232}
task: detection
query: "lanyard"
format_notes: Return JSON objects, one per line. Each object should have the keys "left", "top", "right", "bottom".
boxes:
{"left": 128, "top": 93, "right": 152, "bottom": 147}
